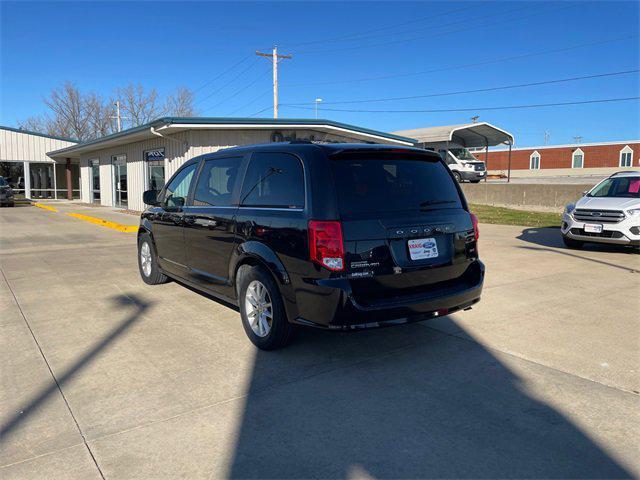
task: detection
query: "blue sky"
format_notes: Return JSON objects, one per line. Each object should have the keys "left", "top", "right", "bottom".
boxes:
{"left": 1, "top": 1, "right": 638, "bottom": 146}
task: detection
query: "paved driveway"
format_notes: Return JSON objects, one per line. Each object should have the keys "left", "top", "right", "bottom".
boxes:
{"left": 1, "top": 205, "right": 638, "bottom": 479}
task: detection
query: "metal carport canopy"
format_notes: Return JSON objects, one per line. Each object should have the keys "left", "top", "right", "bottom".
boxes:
{"left": 393, "top": 122, "right": 514, "bottom": 148}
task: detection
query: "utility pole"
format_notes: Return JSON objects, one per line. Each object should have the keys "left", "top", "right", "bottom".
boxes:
{"left": 573, "top": 135, "right": 582, "bottom": 144}
{"left": 256, "top": 46, "right": 292, "bottom": 119}
{"left": 110, "top": 100, "right": 122, "bottom": 132}
{"left": 544, "top": 131, "right": 550, "bottom": 145}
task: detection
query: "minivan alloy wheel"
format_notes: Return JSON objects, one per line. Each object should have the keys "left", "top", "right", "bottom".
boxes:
{"left": 140, "top": 242, "right": 152, "bottom": 277}
{"left": 244, "top": 280, "right": 273, "bottom": 337}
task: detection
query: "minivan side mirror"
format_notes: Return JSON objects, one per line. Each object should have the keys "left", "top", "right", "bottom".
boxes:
{"left": 143, "top": 189, "right": 160, "bottom": 206}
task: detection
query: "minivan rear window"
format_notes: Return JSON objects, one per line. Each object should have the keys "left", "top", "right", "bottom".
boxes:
{"left": 330, "top": 152, "right": 462, "bottom": 214}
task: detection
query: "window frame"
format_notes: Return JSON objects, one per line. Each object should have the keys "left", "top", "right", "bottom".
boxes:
{"left": 571, "top": 148, "right": 584, "bottom": 169}
{"left": 159, "top": 161, "right": 198, "bottom": 208}
{"left": 529, "top": 151, "right": 541, "bottom": 170}
{"left": 619, "top": 145, "right": 633, "bottom": 168}
{"left": 238, "top": 151, "right": 306, "bottom": 211}
{"left": 190, "top": 155, "right": 246, "bottom": 208}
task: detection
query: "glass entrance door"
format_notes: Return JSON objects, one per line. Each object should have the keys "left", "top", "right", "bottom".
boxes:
{"left": 91, "top": 160, "right": 100, "bottom": 203}
{"left": 30, "top": 163, "right": 54, "bottom": 198}
{"left": 112, "top": 155, "right": 127, "bottom": 208}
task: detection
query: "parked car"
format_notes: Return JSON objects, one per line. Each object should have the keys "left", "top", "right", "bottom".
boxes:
{"left": 562, "top": 171, "right": 640, "bottom": 250}
{"left": 436, "top": 148, "right": 486, "bottom": 183}
{"left": 0, "top": 176, "right": 15, "bottom": 207}
{"left": 137, "top": 142, "right": 484, "bottom": 349}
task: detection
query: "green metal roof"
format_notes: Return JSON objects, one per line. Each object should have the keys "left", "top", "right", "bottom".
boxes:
{"left": 0, "top": 125, "right": 79, "bottom": 143}
{"left": 47, "top": 117, "right": 418, "bottom": 157}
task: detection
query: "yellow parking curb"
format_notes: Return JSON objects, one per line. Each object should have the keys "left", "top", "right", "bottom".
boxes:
{"left": 66, "top": 213, "right": 138, "bottom": 233}
{"left": 32, "top": 202, "right": 58, "bottom": 212}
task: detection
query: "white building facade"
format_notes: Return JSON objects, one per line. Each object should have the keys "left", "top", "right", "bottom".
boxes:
{"left": 0, "top": 126, "right": 79, "bottom": 199}
{"left": 48, "top": 117, "right": 417, "bottom": 212}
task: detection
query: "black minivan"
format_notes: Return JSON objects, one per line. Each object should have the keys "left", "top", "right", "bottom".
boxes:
{"left": 138, "top": 142, "right": 483, "bottom": 349}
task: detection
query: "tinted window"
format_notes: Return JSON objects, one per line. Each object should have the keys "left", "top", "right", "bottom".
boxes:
{"left": 162, "top": 163, "right": 196, "bottom": 208}
{"left": 240, "top": 152, "right": 304, "bottom": 208}
{"left": 193, "top": 157, "right": 242, "bottom": 207}
{"left": 589, "top": 176, "right": 640, "bottom": 198}
{"left": 0, "top": 177, "right": 7, "bottom": 187}
{"left": 330, "top": 153, "right": 462, "bottom": 215}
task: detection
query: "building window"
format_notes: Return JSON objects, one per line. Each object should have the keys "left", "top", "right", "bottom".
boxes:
{"left": 529, "top": 151, "right": 541, "bottom": 170}
{"left": 619, "top": 146, "right": 633, "bottom": 168}
{"left": 144, "top": 148, "right": 166, "bottom": 191}
{"left": 572, "top": 148, "right": 584, "bottom": 168}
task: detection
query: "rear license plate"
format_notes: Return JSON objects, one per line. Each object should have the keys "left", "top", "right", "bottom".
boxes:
{"left": 408, "top": 237, "right": 439, "bottom": 260}
{"left": 584, "top": 223, "right": 603, "bottom": 233}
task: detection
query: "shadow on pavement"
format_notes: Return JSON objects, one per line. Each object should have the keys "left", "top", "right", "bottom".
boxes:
{"left": 517, "top": 227, "right": 639, "bottom": 254}
{"left": 227, "top": 318, "right": 631, "bottom": 478}
{"left": 0, "top": 294, "right": 150, "bottom": 440}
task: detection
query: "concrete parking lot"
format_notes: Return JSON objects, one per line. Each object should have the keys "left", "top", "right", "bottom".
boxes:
{"left": 1, "top": 204, "right": 639, "bottom": 479}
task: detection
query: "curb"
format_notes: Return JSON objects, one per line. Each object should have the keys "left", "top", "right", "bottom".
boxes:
{"left": 32, "top": 202, "right": 58, "bottom": 212}
{"left": 66, "top": 213, "right": 138, "bottom": 233}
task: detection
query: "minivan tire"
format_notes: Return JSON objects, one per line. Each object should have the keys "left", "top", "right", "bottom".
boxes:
{"left": 238, "top": 265, "right": 294, "bottom": 350}
{"left": 562, "top": 235, "right": 583, "bottom": 249}
{"left": 453, "top": 172, "right": 462, "bottom": 183}
{"left": 138, "top": 233, "right": 169, "bottom": 285}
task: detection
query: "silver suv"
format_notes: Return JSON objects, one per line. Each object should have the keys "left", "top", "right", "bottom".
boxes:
{"left": 562, "top": 171, "right": 640, "bottom": 250}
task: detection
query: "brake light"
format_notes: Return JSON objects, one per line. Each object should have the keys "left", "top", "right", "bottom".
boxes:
{"left": 470, "top": 213, "right": 479, "bottom": 241}
{"left": 308, "top": 220, "right": 344, "bottom": 271}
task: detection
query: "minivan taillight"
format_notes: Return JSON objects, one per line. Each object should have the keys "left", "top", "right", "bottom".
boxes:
{"left": 308, "top": 220, "right": 345, "bottom": 271}
{"left": 470, "top": 213, "right": 479, "bottom": 241}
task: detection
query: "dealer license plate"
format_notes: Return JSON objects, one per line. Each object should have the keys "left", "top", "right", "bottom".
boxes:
{"left": 408, "top": 237, "right": 439, "bottom": 260}
{"left": 584, "top": 223, "right": 603, "bottom": 233}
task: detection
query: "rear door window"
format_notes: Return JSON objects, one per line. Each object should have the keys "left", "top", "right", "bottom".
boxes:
{"left": 330, "top": 152, "right": 462, "bottom": 215}
{"left": 193, "top": 157, "right": 243, "bottom": 206}
{"left": 240, "top": 152, "right": 304, "bottom": 209}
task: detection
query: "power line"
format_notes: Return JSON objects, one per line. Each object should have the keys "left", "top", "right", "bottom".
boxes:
{"left": 201, "top": 68, "right": 272, "bottom": 114}
{"left": 225, "top": 89, "right": 272, "bottom": 116}
{"left": 286, "top": 69, "right": 640, "bottom": 106}
{"left": 284, "top": 96, "right": 640, "bottom": 114}
{"left": 192, "top": 53, "right": 253, "bottom": 95}
{"left": 284, "top": 34, "right": 638, "bottom": 88}
{"left": 284, "top": 3, "right": 485, "bottom": 48}
{"left": 194, "top": 58, "right": 261, "bottom": 107}
{"left": 247, "top": 105, "right": 275, "bottom": 118}
{"left": 293, "top": 3, "right": 571, "bottom": 54}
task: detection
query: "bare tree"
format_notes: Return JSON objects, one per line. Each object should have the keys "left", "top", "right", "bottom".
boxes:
{"left": 165, "top": 86, "right": 197, "bottom": 117}
{"left": 115, "top": 84, "right": 162, "bottom": 128}
{"left": 85, "top": 93, "right": 116, "bottom": 139}
{"left": 19, "top": 82, "right": 198, "bottom": 140}
{"left": 18, "top": 115, "right": 53, "bottom": 135}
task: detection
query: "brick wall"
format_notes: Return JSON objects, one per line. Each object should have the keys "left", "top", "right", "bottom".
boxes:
{"left": 479, "top": 142, "right": 639, "bottom": 170}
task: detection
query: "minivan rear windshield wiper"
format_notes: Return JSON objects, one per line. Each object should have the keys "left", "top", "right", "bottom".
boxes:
{"left": 420, "top": 200, "right": 457, "bottom": 208}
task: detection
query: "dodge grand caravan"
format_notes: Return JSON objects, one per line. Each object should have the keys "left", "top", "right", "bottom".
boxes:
{"left": 138, "top": 143, "right": 484, "bottom": 349}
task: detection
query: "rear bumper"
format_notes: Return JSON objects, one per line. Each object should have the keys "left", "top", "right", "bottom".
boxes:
{"left": 293, "top": 261, "right": 484, "bottom": 330}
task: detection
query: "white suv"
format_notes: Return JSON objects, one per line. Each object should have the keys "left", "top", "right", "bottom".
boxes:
{"left": 562, "top": 171, "right": 640, "bottom": 250}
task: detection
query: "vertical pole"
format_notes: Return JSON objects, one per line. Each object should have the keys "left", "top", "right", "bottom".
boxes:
{"left": 507, "top": 143, "right": 512, "bottom": 183}
{"left": 24, "top": 161, "right": 31, "bottom": 199}
{"left": 484, "top": 141, "right": 489, "bottom": 182}
{"left": 116, "top": 101, "right": 122, "bottom": 132}
{"left": 53, "top": 162, "right": 58, "bottom": 200}
{"left": 272, "top": 46, "right": 278, "bottom": 119}
{"left": 66, "top": 158, "right": 72, "bottom": 200}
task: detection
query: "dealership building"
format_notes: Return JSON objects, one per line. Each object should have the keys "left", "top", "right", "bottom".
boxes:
{"left": 0, "top": 126, "right": 79, "bottom": 199}
{"left": 474, "top": 140, "right": 639, "bottom": 177}
{"left": 46, "top": 117, "right": 416, "bottom": 212}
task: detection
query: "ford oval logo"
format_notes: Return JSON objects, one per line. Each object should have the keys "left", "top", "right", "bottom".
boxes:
{"left": 591, "top": 212, "right": 602, "bottom": 217}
